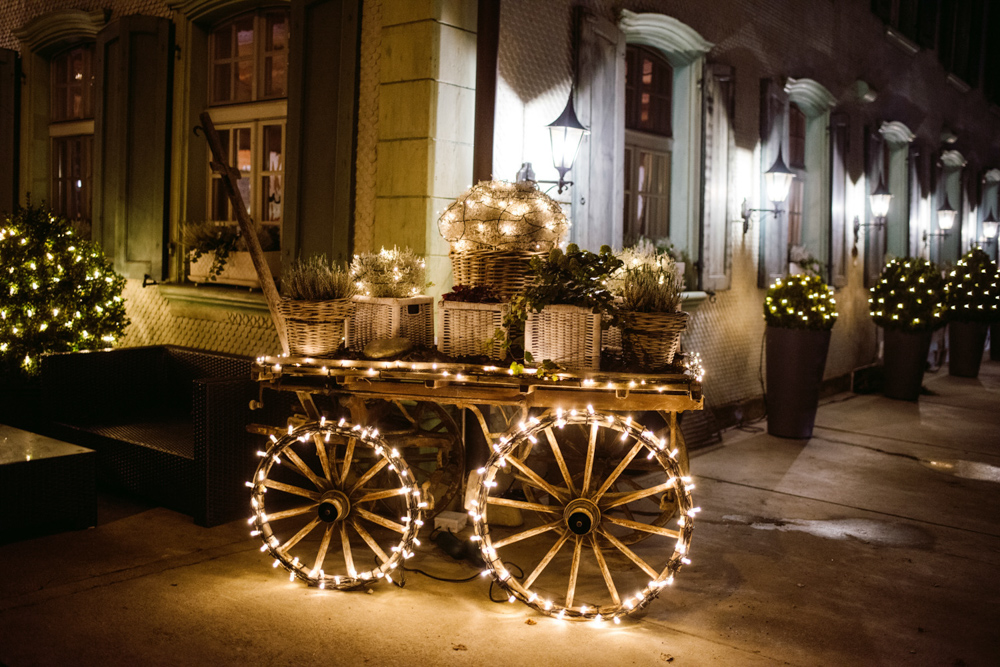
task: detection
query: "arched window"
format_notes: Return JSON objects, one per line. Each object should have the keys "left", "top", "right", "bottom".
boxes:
{"left": 207, "top": 8, "right": 289, "bottom": 235}
{"left": 623, "top": 45, "right": 673, "bottom": 247}
{"left": 50, "top": 44, "right": 95, "bottom": 235}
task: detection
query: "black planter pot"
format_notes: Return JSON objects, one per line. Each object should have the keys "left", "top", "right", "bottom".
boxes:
{"left": 765, "top": 326, "right": 831, "bottom": 439}
{"left": 882, "top": 329, "right": 932, "bottom": 401}
{"left": 949, "top": 321, "right": 989, "bottom": 378}
{"left": 991, "top": 322, "right": 1000, "bottom": 362}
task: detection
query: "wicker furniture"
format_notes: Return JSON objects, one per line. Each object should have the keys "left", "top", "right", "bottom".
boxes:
{"left": 348, "top": 295, "right": 434, "bottom": 350}
{"left": 437, "top": 300, "right": 508, "bottom": 360}
{"left": 0, "top": 425, "right": 96, "bottom": 539}
{"left": 524, "top": 304, "right": 602, "bottom": 370}
{"left": 278, "top": 297, "right": 354, "bottom": 357}
{"left": 449, "top": 249, "right": 542, "bottom": 299}
{"left": 39, "top": 346, "right": 260, "bottom": 527}
{"left": 622, "top": 311, "right": 689, "bottom": 368}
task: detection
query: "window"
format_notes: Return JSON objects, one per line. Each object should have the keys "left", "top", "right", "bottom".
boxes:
{"left": 49, "top": 44, "right": 95, "bottom": 236}
{"left": 787, "top": 104, "right": 806, "bottom": 250}
{"left": 623, "top": 45, "right": 672, "bottom": 247}
{"left": 207, "top": 9, "right": 288, "bottom": 237}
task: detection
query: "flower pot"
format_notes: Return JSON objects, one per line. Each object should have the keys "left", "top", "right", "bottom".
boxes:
{"left": 620, "top": 310, "right": 689, "bottom": 369}
{"left": 188, "top": 250, "right": 281, "bottom": 288}
{"left": 347, "top": 295, "right": 434, "bottom": 351}
{"left": 882, "top": 329, "right": 932, "bottom": 401}
{"left": 278, "top": 297, "right": 354, "bottom": 357}
{"left": 437, "top": 300, "right": 508, "bottom": 360}
{"left": 948, "top": 321, "right": 988, "bottom": 378}
{"left": 991, "top": 322, "right": 1000, "bottom": 362}
{"left": 765, "top": 326, "right": 831, "bottom": 439}
{"left": 525, "top": 304, "right": 602, "bottom": 370}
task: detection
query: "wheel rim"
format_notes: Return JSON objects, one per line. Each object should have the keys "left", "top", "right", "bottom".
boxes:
{"left": 250, "top": 420, "right": 424, "bottom": 589}
{"left": 472, "top": 409, "right": 697, "bottom": 621}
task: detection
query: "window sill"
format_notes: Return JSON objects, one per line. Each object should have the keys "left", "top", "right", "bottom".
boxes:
{"left": 681, "top": 290, "right": 709, "bottom": 313}
{"left": 884, "top": 27, "right": 919, "bottom": 56}
{"left": 158, "top": 283, "right": 271, "bottom": 318}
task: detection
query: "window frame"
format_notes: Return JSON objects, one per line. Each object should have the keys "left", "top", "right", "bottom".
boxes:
{"left": 208, "top": 8, "right": 289, "bottom": 107}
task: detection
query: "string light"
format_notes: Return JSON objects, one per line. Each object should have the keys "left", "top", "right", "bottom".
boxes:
{"left": 764, "top": 274, "right": 837, "bottom": 330}
{"left": 943, "top": 248, "right": 999, "bottom": 323}
{"left": 349, "top": 246, "right": 427, "bottom": 298}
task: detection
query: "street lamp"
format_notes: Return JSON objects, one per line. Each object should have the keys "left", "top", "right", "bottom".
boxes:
{"left": 741, "top": 147, "right": 795, "bottom": 234}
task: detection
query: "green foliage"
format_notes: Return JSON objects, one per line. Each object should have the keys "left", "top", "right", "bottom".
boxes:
{"left": 350, "top": 246, "right": 430, "bottom": 298}
{"left": 869, "top": 257, "right": 946, "bottom": 332}
{"left": 281, "top": 255, "right": 355, "bottom": 301}
{"left": 944, "top": 247, "right": 1000, "bottom": 323}
{"left": 613, "top": 240, "right": 684, "bottom": 313}
{"left": 763, "top": 274, "right": 837, "bottom": 330}
{"left": 182, "top": 221, "right": 278, "bottom": 281}
{"left": 0, "top": 204, "right": 129, "bottom": 375}
{"left": 441, "top": 284, "right": 501, "bottom": 303}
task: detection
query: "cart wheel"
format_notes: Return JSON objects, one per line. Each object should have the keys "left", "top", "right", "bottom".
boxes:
{"left": 472, "top": 409, "right": 697, "bottom": 621}
{"left": 250, "top": 420, "right": 424, "bottom": 590}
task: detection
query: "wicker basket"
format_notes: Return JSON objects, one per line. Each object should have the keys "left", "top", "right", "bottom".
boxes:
{"left": 277, "top": 297, "right": 354, "bottom": 357}
{"left": 449, "top": 249, "right": 543, "bottom": 299}
{"left": 437, "top": 300, "right": 508, "bottom": 360}
{"left": 347, "top": 295, "right": 434, "bottom": 351}
{"left": 620, "top": 310, "right": 689, "bottom": 368}
{"left": 525, "top": 304, "right": 602, "bottom": 370}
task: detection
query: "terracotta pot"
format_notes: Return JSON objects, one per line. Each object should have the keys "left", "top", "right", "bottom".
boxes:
{"left": 765, "top": 326, "right": 831, "bottom": 439}
{"left": 948, "top": 321, "right": 988, "bottom": 378}
{"left": 882, "top": 329, "right": 932, "bottom": 401}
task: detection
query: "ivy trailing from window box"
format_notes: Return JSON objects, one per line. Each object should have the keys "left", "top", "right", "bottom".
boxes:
{"left": 182, "top": 221, "right": 278, "bottom": 281}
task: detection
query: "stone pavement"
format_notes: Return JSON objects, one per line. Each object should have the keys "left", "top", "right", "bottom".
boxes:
{"left": 1, "top": 360, "right": 998, "bottom": 666}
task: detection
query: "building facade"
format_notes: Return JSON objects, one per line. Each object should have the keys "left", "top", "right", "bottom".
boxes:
{"left": 1, "top": 0, "right": 998, "bottom": 422}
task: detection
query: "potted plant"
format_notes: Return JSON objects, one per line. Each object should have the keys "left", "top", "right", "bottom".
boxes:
{"left": 277, "top": 255, "right": 355, "bottom": 357}
{"left": 348, "top": 246, "right": 433, "bottom": 350}
{"left": 438, "top": 180, "right": 569, "bottom": 298}
{"left": 944, "top": 247, "right": 1000, "bottom": 378}
{"left": 763, "top": 274, "right": 838, "bottom": 439}
{"left": 869, "top": 258, "right": 946, "bottom": 400}
{"left": 438, "top": 285, "right": 508, "bottom": 361}
{"left": 611, "top": 241, "right": 687, "bottom": 370}
{"left": 509, "top": 243, "right": 622, "bottom": 370}
{"left": 183, "top": 221, "right": 280, "bottom": 287}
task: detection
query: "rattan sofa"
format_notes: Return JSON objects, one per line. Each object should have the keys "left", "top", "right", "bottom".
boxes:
{"left": 39, "top": 345, "right": 260, "bottom": 527}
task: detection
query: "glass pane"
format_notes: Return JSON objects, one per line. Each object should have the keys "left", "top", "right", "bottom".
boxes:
{"left": 262, "top": 124, "right": 282, "bottom": 171}
{"left": 211, "top": 179, "right": 229, "bottom": 220}
{"left": 213, "top": 25, "right": 232, "bottom": 59}
{"left": 649, "top": 153, "right": 668, "bottom": 195}
{"left": 53, "top": 87, "right": 68, "bottom": 122}
{"left": 235, "top": 128, "right": 252, "bottom": 172}
{"left": 637, "top": 151, "right": 653, "bottom": 192}
{"left": 647, "top": 197, "right": 669, "bottom": 239}
{"left": 213, "top": 63, "right": 231, "bottom": 103}
{"left": 237, "top": 178, "right": 252, "bottom": 216}
{"left": 642, "top": 58, "right": 653, "bottom": 85}
{"left": 641, "top": 92, "right": 650, "bottom": 125}
{"left": 236, "top": 18, "right": 254, "bottom": 57}
{"left": 218, "top": 130, "right": 230, "bottom": 164}
{"left": 267, "top": 13, "right": 288, "bottom": 51}
{"left": 264, "top": 54, "right": 287, "bottom": 97}
{"left": 262, "top": 174, "right": 282, "bottom": 221}
{"left": 70, "top": 85, "right": 84, "bottom": 119}
{"left": 236, "top": 60, "right": 253, "bottom": 102}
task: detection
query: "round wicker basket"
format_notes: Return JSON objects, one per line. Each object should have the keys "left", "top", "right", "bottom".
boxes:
{"left": 278, "top": 297, "right": 355, "bottom": 357}
{"left": 449, "top": 249, "right": 543, "bottom": 299}
{"left": 621, "top": 310, "right": 689, "bottom": 368}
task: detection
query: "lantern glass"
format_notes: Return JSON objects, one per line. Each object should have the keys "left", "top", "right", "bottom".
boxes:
{"left": 983, "top": 218, "right": 999, "bottom": 239}
{"left": 869, "top": 178, "right": 892, "bottom": 218}
{"left": 549, "top": 124, "right": 586, "bottom": 173}
{"left": 764, "top": 149, "right": 794, "bottom": 204}
{"left": 937, "top": 207, "right": 957, "bottom": 231}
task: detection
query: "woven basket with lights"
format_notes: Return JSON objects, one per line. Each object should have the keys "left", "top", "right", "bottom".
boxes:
{"left": 524, "top": 304, "right": 602, "bottom": 370}
{"left": 437, "top": 300, "right": 508, "bottom": 360}
{"left": 449, "top": 249, "right": 542, "bottom": 300}
{"left": 278, "top": 298, "right": 354, "bottom": 357}
{"left": 348, "top": 295, "right": 434, "bottom": 351}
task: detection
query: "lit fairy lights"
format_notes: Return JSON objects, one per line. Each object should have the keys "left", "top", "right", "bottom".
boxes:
{"left": 349, "top": 246, "right": 427, "bottom": 298}
{"left": 869, "top": 257, "right": 946, "bottom": 332}
{"left": 763, "top": 274, "right": 837, "bottom": 330}
{"left": 249, "top": 421, "right": 423, "bottom": 590}
{"left": 471, "top": 409, "right": 696, "bottom": 621}
{"left": 437, "top": 180, "right": 570, "bottom": 253}
{"left": 943, "top": 247, "right": 999, "bottom": 322}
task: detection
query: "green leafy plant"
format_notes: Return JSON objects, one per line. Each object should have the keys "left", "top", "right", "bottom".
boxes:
{"left": 349, "top": 246, "right": 430, "bottom": 298}
{"left": 869, "top": 257, "right": 946, "bottom": 332}
{"left": 182, "top": 221, "right": 278, "bottom": 281}
{"left": 0, "top": 204, "right": 129, "bottom": 375}
{"left": 944, "top": 247, "right": 1000, "bottom": 323}
{"left": 282, "top": 255, "right": 355, "bottom": 301}
{"left": 441, "top": 284, "right": 501, "bottom": 303}
{"left": 763, "top": 274, "right": 837, "bottom": 330}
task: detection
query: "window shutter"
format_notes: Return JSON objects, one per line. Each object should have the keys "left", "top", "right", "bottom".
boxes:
{"left": 757, "top": 78, "right": 788, "bottom": 288}
{"left": 285, "top": 0, "right": 359, "bottom": 264}
{"left": 699, "top": 63, "right": 732, "bottom": 291}
{"left": 828, "top": 112, "right": 848, "bottom": 287}
{"left": 93, "top": 16, "right": 172, "bottom": 280}
{"left": 863, "top": 128, "right": 885, "bottom": 287}
{"left": 907, "top": 144, "right": 922, "bottom": 257}
{"left": 572, "top": 7, "right": 625, "bottom": 251}
{"left": 0, "top": 48, "right": 18, "bottom": 216}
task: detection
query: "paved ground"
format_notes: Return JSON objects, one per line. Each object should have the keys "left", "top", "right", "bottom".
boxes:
{"left": 1, "top": 359, "right": 998, "bottom": 666}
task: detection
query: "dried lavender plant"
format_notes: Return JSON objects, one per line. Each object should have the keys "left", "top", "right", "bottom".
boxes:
{"left": 614, "top": 240, "right": 684, "bottom": 313}
{"left": 282, "top": 255, "right": 355, "bottom": 301}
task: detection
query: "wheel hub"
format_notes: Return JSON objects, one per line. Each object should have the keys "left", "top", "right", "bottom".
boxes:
{"left": 564, "top": 498, "right": 601, "bottom": 536}
{"left": 317, "top": 489, "right": 351, "bottom": 523}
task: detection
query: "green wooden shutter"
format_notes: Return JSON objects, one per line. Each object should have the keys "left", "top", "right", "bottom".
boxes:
{"left": 572, "top": 7, "right": 625, "bottom": 251}
{"left": 0, "top": 48, "right": 19, "bottom": 216}
{"left": 757, "top": 78, "right": 788, "bottom": 288}
{"left": 284, "top": 0, "right": 360, "bottom": 265}
{"left": 699, "top": 63, "right": 733, "bottom": 291}
{"left": 863, "top": 128, "right": 885, "bottom": 286}
{"left": 93, "top": 16, "right": 172, "bottom": 280}
{"left": 829, "top": 112, "right": 848, "bottom": 287}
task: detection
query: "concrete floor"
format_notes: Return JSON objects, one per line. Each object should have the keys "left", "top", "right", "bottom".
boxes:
{"left": 1, "top": 360, "right": 998, "bottom": 666}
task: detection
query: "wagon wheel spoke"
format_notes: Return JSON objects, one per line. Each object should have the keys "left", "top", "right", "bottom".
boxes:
{"left": 589, "top": 535, "right": 620, "bottom": 605}
{"left": 543, "top": 427, "right": 577, "bottom": 496}
{"left": 349, "top": 458, "right": 388, "bottom": 495}
{"left": 582, "top": 421, "right": 598, "bottom": 496}
{"left": 355, "top": 507, "right": 407, "bottom": 534}
{"left": 311, "top": 524, "right": 335, "bottom": 576}
{"left": 280, "top": 516, "right": 322, "bottom": 553}
{"left": 340, "top": 523, "right": 356, "bottom": 577}
{"left": 350, "top": 518, "right": 390, "bottom": 564}
{"left": 505, "top": 456, "right": 567, "bottom": 504}
{"left": 264, "top": 503, "right": 318, "bottom": 522}
{"left": 313, "top": 432, "right": 335, "bottom": 484}
{"left": 340, "top": 436, "right": 356, "bottom": 485}
{"left": 592, "top": 441, "right": 644, "bottom": 502}
{"left": 564, "top": 536, "right": 583, "bottom": 609}
{"left": 523, "top": 530, "right": 572, "bottom": 588}
{"left": 263, "top": 479, "right": 322, "bottom": 501}
{"left": 356, "top": 487, "right": 409, "bottom": 504}
{"left": 282, "top": 447, "right": 328, "bottom": 490}
{"left": 492, "top": 520, "right": 563, "bottom": 549}
{"left": 604, "top": 480, "right": 675, "bottom": 509}
{"left": 597, "top": 527, "right": 659, "bottom": 579}
{"left": 604, "top": 515, "right": 680, "bottom": 538}
{"left": 486, "top": 497, "right": 561, "bottom": 513}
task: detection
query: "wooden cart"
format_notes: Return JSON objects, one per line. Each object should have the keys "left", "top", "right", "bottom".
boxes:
{"left": 247, "top": 355, "right": 702, "bottom": 622}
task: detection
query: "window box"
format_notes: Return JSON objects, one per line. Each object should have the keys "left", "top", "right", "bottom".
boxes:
{"left": 188, "top": 250, "right": 281, "bottom": 288}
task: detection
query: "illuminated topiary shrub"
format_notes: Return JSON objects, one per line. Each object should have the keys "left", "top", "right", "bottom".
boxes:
{"left": 869, "top": 257, "right": 947, "bottom": 332}
{"left": 945, "top": 247, "right": 999, "bottom": 323}
{"left": 0, "top": 204, "right": 129, "bottom": 375}
{"left": 763, "top": 274, "right": 838, "bottom": 330}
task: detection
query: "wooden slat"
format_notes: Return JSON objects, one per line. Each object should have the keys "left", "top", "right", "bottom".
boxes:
{"left": 603, "top": 515, "right": 680, "bottom": 538}
{"left": 592, "top": 441, "right": 644, "bottom": 501}
{"left": 311, "top": 524, "right": 335, "bottom": 575}
{"left": 598, "top": 528, "right": 659, "bottom": 579}
{"left": 354, "top": 507, "right": 406, "bottom": 533}
{"left": 349, "top": 458, "right": 388, "bottom": 495}
{"left": 264, "top": 503, "right": 318, "bottom": 522}
{"left": 264, "top": 479, "right": 322, "bottom": 501}
{"left": 582, "top": 421, "right": 598, "bottom": 495}
{"left": 603, "top": 480, "right": 674, "bottom": 509}
{"left": 565, "top": 536, "right": 583, "bottom": 608}
{"left": 504, "top": 456, "right": 567, "bottom": 505}
{"left": 282, "top": 447, "right": 327, "bottom": 490}
{"left": 486, "top": 497, "right": 561, "bottom": 513}
{"left": 340, "top": 523, "right": 356, "bottom": 576}
{"left": 589, "top": 535, "right": 620, "bottom": 605}
{"left": 356, "top": 487, "right": 408, "bottom": 503}
{"left": 492, "top": 520, "right": 562, "bottom": 549}
{"left": 544, "top": 427, "right": 578, "bottom": 496}
{"left": 351, "top": 518, "right": 390, "bottom": 564}
{"left": 280, "top": 516, "right": 321, "bottom": 553}
{"left": 524, "top": 530, "right": 571, "bottom": 588}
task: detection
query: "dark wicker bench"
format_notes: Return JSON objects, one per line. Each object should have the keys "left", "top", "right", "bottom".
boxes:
{"left": 39, "top": 346, "right": 261, "bottom": 527}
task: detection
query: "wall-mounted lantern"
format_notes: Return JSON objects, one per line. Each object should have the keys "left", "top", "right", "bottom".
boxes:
{"left": 740, "top": 147, "right": 794, "bottom": 234}
{"left": 854, "top": 175, "right": 892, "bottom": 246}
{"left": 515, "top": 91, "right": 589, "bottom": 195}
